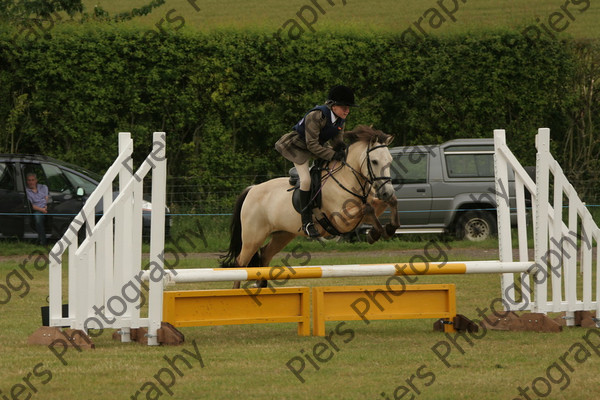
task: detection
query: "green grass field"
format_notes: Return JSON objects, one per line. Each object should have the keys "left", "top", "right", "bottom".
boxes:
{"left": 83, "top": 0, "right": 600, "bottom": 39}
{"left": 3, "top": 1, "right": 600, "bottom": 398}
{"left": 1, "top": 245, "right": 599, "bottom": 400}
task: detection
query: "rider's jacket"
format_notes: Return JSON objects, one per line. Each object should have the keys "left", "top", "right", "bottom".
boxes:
{"left": 293, "top": 105, "right": 345, "bottom": 144}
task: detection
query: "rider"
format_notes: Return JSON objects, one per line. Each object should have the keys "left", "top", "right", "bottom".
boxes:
{"left": 275, "top": 85, "right": 358, "bottom": 238}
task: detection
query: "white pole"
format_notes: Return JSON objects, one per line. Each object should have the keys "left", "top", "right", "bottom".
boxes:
{"left": 534, "top": 128, "right": 551, "bottom": 313}
{"left": 142, "top": 261, "right": 537, "bottom": 284}
{"left": 494, "top": 130, "right": 516, "bottom": 309}
{"left": 117, "top": 132, "right": 133, "bottom": 340}
{"left": 147, "top": 132, "right": 167, "bottom": 346}
{"left": 550, "top": 161, "right": 563, "bottom": 312}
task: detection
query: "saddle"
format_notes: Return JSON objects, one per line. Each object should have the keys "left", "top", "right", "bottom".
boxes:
{"left": 289, "top": 165, "right": 323, "bottom": 213}
{"left": 288, "top": 162, "right": 342, "bottom": 236}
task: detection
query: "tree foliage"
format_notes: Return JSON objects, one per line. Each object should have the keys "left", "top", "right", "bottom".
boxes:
{"left": 1, "top": 27, "right": 597, "bottom": 210}
{"left": 562, "top": 40, "right": 600, "bottom": 201}
{"left": 0, "top": 0, "right": 165, "bottom": 23}
{"left": 0, "top": 0, "right": 83, "bottom": 20}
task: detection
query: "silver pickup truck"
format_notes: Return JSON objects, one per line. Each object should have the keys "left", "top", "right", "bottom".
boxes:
{"left": 371, "top": 138, "right": 525, "bottom": 241}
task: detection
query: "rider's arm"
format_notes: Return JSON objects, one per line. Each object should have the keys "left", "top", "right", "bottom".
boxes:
{"left": 304, "top": 110, "right": 336, "bottom": 161}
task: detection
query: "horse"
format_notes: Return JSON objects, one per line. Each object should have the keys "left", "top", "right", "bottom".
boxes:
{"left": 219, "top": 125, "right": 400, "bottom": 287}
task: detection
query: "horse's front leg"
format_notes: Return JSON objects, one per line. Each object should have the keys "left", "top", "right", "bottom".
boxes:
{"left": 368, "top": 195, "right": 400, "bottom": 239}
{"left": 362, "top": 202, "right": 386, "bottom": 244}
{"left": 383, "top": 195, "right": 400, "bottom": 237}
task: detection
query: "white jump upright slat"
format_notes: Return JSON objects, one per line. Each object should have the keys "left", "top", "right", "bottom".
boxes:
{"left": 596, "top": 231, "right": 600, "bottom": 320}
{"left": 550, "top": 152, "right": 564, "bottom": 312}
{"left": 130, "top": 161, "right": 145, "bottom": 334}
{"left": 566, "top": 188, "right": 578, "bottom": 318}
{"left": 534, "top": 128, "right": 551, "bottom": 314}
{"left": 493, "top": 130, "right": 516, "bottom": 306}
{"left": 514, "top": 172, "right": 531, "bottom": 309}
{"left": 514, "top": 174, "right": 528, "bottom": 262}
{"left": 116, "top": 132, "right": 134, "bottom": 340}
{"left": 148, "top": 132, "right": 167, "bottom": 346}
{"left": 582, "top": 217, "right": 593, "bottom": 308}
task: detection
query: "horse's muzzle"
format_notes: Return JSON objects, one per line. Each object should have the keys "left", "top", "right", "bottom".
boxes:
{"left": 376, "top": 183, "right": 395, "bottom": 202}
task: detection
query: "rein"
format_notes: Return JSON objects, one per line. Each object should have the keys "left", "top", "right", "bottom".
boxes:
{"left": 323, "top": 143, "right": 391, "bottom": 204}
{"left": 313, "top": 142, "right": 391, "bottom": 236}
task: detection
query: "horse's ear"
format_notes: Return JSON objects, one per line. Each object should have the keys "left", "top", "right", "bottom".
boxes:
{"left": 384, "top": 135, "right": 394, "bottom": 146}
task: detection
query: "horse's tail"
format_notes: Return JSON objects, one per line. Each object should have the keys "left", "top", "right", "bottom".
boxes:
{"left": 219, "top": 186, "right": 254, "bottom": 268}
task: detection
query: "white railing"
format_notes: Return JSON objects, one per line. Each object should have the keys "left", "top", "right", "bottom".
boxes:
{"left": 495, "top": 128, "right": 599, "bottom": 324}
{"left": 48, "top": 132, "right": 166, "bottom": 345}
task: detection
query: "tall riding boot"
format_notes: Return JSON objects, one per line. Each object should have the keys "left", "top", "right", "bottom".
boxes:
{"left": 299, "top": 190, "right": 319, "bottom": 238}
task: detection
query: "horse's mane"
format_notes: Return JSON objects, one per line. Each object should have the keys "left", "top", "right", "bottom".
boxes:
{"left": 345, "top": 125, "right": 393, "bottom": 145}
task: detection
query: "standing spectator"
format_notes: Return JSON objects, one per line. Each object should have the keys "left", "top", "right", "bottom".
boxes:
{"left": 25, "top": 172, "right": 49, "bottom": 245}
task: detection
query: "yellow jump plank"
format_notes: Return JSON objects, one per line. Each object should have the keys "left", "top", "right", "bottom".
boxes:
{"left": 163, "top": 287, "right": 310, "bottom": 336}
{"left": 312, "top": 284, "right": 456, "bottom": 336}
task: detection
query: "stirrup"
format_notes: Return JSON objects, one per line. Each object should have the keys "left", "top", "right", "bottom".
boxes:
{"left": 303, "top": 222, "right": 319, "bottom": 238}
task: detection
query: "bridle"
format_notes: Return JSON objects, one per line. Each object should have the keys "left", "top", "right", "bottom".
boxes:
{"left": 311, "top": 141, "right": 392, "bottom": 236}
{"left": 322, "top": 142, "right": 392, "bottom": 204}
{"left": 364, "top": 143, "right": 393, "bottom": 190}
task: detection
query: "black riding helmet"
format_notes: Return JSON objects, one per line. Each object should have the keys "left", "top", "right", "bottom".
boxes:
{"left": 328, "top": 85, "right": 358, "bottom": 107}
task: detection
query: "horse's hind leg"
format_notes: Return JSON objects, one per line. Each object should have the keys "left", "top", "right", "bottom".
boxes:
{"left": 231, "top": 239, "right": 264, "bottom": 289}
{"left": 246, "top": 231, "right": 297, "bottom": 289}
{"left": 231, "top": 222, "right": 273, "bottom": 288}
{"left": 261, "top": 231, "right": 297, "bottom": 268}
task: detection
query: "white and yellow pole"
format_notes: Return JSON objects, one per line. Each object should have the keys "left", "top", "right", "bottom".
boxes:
{"left": 143, "top": 261, "right": 536, "bottom": 284}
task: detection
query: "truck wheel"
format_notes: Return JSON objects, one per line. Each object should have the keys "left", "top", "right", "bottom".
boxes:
{"left": 455, "top": 211, "right": 497, "bottom": 241}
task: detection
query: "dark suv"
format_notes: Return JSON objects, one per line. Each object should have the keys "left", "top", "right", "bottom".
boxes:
{"left": 0, "top": 154, "right": 169, "bottom": 241}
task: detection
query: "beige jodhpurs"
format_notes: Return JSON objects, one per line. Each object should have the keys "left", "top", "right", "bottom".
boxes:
{"left": 294, "top": 161, "right": 311, "bottom": 191}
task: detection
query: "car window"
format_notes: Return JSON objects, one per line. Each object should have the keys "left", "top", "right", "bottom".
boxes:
{"left": 0, "top": 162, "right": 17, "bottom": 191}
{"left": 62, "top": 169, "right": 97, "bottom": 195}
{"left": 391, "top": 153, "right": 428, "bottom": 184}
{"left": 445, "top": 153, "right": 494, "bottom": 178}
{"left": 40, "top": 163, "right": 73, "bottom": 194}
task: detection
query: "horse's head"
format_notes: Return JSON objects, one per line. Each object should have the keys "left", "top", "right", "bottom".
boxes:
{"left": 345, "top": 125, "right": 395, "bottom": 202}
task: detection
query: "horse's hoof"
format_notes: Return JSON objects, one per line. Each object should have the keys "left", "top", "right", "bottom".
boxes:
{"left": 385, "top": 224, "right": 397, "bottom": 238}
{"left": 253, "top": 279, "right": 268, "bottom": 288}
{"left": 367, "top": 229, "right": 381, "bottom": 244}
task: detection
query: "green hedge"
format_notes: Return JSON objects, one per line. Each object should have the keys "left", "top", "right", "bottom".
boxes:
{"left": 1, "top": 26, "right": 595, "bottom": 210}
